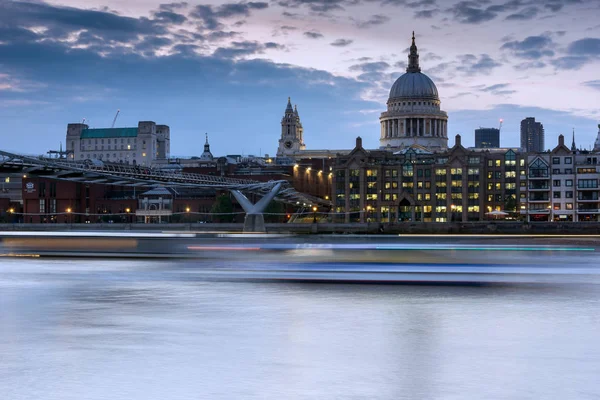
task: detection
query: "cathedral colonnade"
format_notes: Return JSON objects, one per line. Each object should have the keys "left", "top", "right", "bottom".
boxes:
{"left": 380, "top": 117, "right": 447, "bottom": 139}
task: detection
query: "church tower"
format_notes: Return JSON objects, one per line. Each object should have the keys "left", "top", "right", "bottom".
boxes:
{"left": 594, "top": 124, "right": 600, "bottom": 153}
{"left": 277, "top": 97, "right": 305, "bottom": 157}
{"left": 199, "top": 133, "right": 214, "bottom": 161}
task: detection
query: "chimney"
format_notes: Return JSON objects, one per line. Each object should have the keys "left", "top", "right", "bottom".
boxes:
{"left": 455, "top": 134, "right": 462, "bottom": 147}
{"left": 558, "top": 134, "right": 564, "bottom": 147}
{"left": 356, "top": 136, "right": 363, "bottom": 148}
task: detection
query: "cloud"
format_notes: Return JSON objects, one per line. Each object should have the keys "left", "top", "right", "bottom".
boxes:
{"left": 330, "top": 38, "right": 353, "bottom": 47}
{"left": 212, "top": 40, "right": 285, "bottom": 59}
{"left": 0, "top": 1, "right": 166, "bottom": 44}
{"left": 190, "top": 2, "right": 268, "bottom": 30}
{"left": 304, "top": 31, "right": 324, "bottom": 39}
{"left": 407, "top": 0, "right": 437, "bottom": 7}
{"left": 349, "top": 61, "right": 391, "bottom": 73}
{"left": 552, "top": 37, "right": 600, "bottom": 70}
{"left": 514, "top": 60, "right": 546, "bottom": 70}
{"left": 355, "top": 14, "right": 390, "bottom": 28}
{"left": 448, "top": 1, "right": 499, "bottom": 24}
{"left": 567, "top": 38, "right": 600, "bottom": 56}
{"left": 415, "top": 9, "right": 439, "bottom": 18}
{"left": 480, "top": 83, "right": 510, "bottom": 92}
{"left": 277, "top": 0, "right": 352, "bottom": 13}
{"left": 583, "top": 80, "right": 600, "bottom": 90}
{"left": 477, "top": 83, "right": 516, "bottom": 96}
{"left": 159, "top": 2, "right": 189, "bottom": 12}
{"left": 152, "top": 10, "right": 188, "bottom": 24}
{"left": 455, "top": 54, "right": 502, "bottom": 75}
{"left": 501, "top": 34, "right": 555, "bottom": 59}
{"left": 505, "top": 6, "right": 539, "bottom": 20}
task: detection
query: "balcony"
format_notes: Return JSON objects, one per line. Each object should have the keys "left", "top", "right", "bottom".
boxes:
{"left": 528, "top": 185, "right": 549, "bottom": 191}
{"left": 528, "top": 195, "right": 549, "bottom": 202}
{"left": 577, "top": 186, "right": 599, "bottom": 191}
{"left": 528, "top": 209, "right": 550, "bottom": 214}
{"left": 577, "top": 209, "right": 600, "bottom": 214}
{"left": 577, "top": 195, "right": 599, "bottom": 202}
{"left": 528, "top": 171, "right": 549, "bottom": 180}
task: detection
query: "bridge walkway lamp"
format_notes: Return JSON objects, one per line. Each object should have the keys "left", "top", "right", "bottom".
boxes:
{"left": 186, "top": 207, "right": 191, "bottom": 229}
{"left": 312, "top": 206, "right": 318, "bottom": 223}
{"left": 66, "top": 207, "right": 72, "bottom": 226}
{"left": 125, "top": 208, "right": 131, "bottom": 224}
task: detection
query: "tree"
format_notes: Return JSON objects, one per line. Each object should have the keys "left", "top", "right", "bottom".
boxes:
{"left": 504, "top": 195, "right": 517, "bottom": 212}
{"left": 210, "top": 194, "right": 234, "bottom": 222}
{"left": 264, "top": 201, "right": 286, "bottom": 223}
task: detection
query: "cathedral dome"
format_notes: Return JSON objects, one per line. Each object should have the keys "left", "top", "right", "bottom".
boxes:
{"left": 388, "top": 31, "right": 439, "bottom": 102}
{"left": 389, "top": 72, "right": 439, "bottom": 101}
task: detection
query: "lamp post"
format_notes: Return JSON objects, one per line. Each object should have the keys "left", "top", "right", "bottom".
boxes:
{"left": 186, "top": 207, "right": 191, "bottom": 229}
{"left": 125, "top": 208, "right": 131, "bottom": 224}
{"left": 366, "top": 205, "right": 372, "bottom": 222}
{"left": 66, "top": 207, "right": 72, "bottom": 227}
{"left": 312, "top": 206, "right": 317, "bottom": 223}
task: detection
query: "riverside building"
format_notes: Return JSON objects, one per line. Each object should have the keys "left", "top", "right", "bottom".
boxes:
{"left": 331, "top": 135, "right": 524, "bottom": 223}
{"left": 66, "top": 121, "right": 170, "bottom": 166}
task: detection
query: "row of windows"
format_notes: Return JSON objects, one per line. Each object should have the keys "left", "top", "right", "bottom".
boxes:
{"left": 552, "top": 157, "right": 573, "bottom": 164}
{"left": 81, "top": 145, "right": 134, "bottom": 151}
{"left": 82, "top": 138, "right": 136, "bottom": 145}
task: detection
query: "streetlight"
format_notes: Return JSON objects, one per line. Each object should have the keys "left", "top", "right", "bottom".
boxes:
{"left": 185, "top": 206, "right": 191, "bottom": 227}
{"left": 125, "top": 208, "right": 131, "bottom": 224}
{"left": 312, "top": 206, "right": 318, "bottom": 223}
{"left": 66, "top": 207, "right": 72, "bottom": 226}
{"left": 366, "top": 205, "right": 372, "bottom": 222}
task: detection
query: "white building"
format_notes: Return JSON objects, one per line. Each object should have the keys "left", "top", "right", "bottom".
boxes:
{"left": 522, "top": 134, "right": 600, "bottom": 222}
{"left": 66, "top": 121, "right": 170, "bottom": 166}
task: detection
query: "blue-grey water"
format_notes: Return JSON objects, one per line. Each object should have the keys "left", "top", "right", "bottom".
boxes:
{"left": 2, "top": 258, "right": 600, "bottom": 400}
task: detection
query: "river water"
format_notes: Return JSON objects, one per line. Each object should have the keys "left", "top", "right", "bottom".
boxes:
{"left": 1, "top": 258, "right": 600, "bottom": 399}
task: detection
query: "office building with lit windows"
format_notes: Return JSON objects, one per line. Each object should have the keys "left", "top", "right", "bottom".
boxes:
{"left": 475, "top": 128, "right": 500, "bottom": 148}
{"left": 331, "top": 135, "right": 525, "bottom": 223}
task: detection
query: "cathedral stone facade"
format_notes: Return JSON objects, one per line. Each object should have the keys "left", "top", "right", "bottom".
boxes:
{"left": 379, "top": 32, "right": 448, "bottom": 151}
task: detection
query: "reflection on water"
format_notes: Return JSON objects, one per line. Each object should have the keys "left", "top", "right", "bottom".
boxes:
{"left": 1, "top": 258, "right": 600, "bottom": 400}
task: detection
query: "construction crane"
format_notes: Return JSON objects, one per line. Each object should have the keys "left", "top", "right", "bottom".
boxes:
{"left": 111, "top": 109, "right": 120, "bottom": 128}
{"left": 498, "top": 118, "right": 503, "bottom": 132}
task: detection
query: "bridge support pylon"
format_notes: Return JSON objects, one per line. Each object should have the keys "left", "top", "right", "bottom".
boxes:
{"left": 231, "top": 183, "right": 282, "bottom": 233}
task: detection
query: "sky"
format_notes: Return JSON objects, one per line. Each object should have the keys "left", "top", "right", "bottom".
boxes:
{"left": 1, "top": 0, "right": 599, "bottom": 157}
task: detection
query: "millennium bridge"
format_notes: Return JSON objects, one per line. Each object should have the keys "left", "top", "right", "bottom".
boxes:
{"left": 0, "top": 150, "right": 331, "bottom": 232}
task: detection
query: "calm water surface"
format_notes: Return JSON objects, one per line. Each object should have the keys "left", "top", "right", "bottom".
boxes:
{"left": 1, "top": 258, "right": 600, "bottom": 400}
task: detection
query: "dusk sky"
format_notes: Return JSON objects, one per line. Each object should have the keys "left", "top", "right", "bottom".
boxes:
{"left": 1, "top": 0, "right": 599, "bottom": 157}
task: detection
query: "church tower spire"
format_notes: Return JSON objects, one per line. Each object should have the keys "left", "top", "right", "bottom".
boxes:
{"left": 277, "top": 97, "right": 305, "bottom": 157}
{"left": 594, "top": 124, "right": 600, "bottom": 153}
{"left": 200, "top": 133, "right": 213, "bottom": 161}
{"left": 406, "top": 31, "right": 421, "bottom": 73}
{"left": 571, "top": 128, "right": 577, "bottom": 152}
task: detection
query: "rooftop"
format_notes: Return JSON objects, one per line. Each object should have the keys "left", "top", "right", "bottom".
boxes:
{"left": 81, "top": 128, "right": 138, "bottom": 139}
